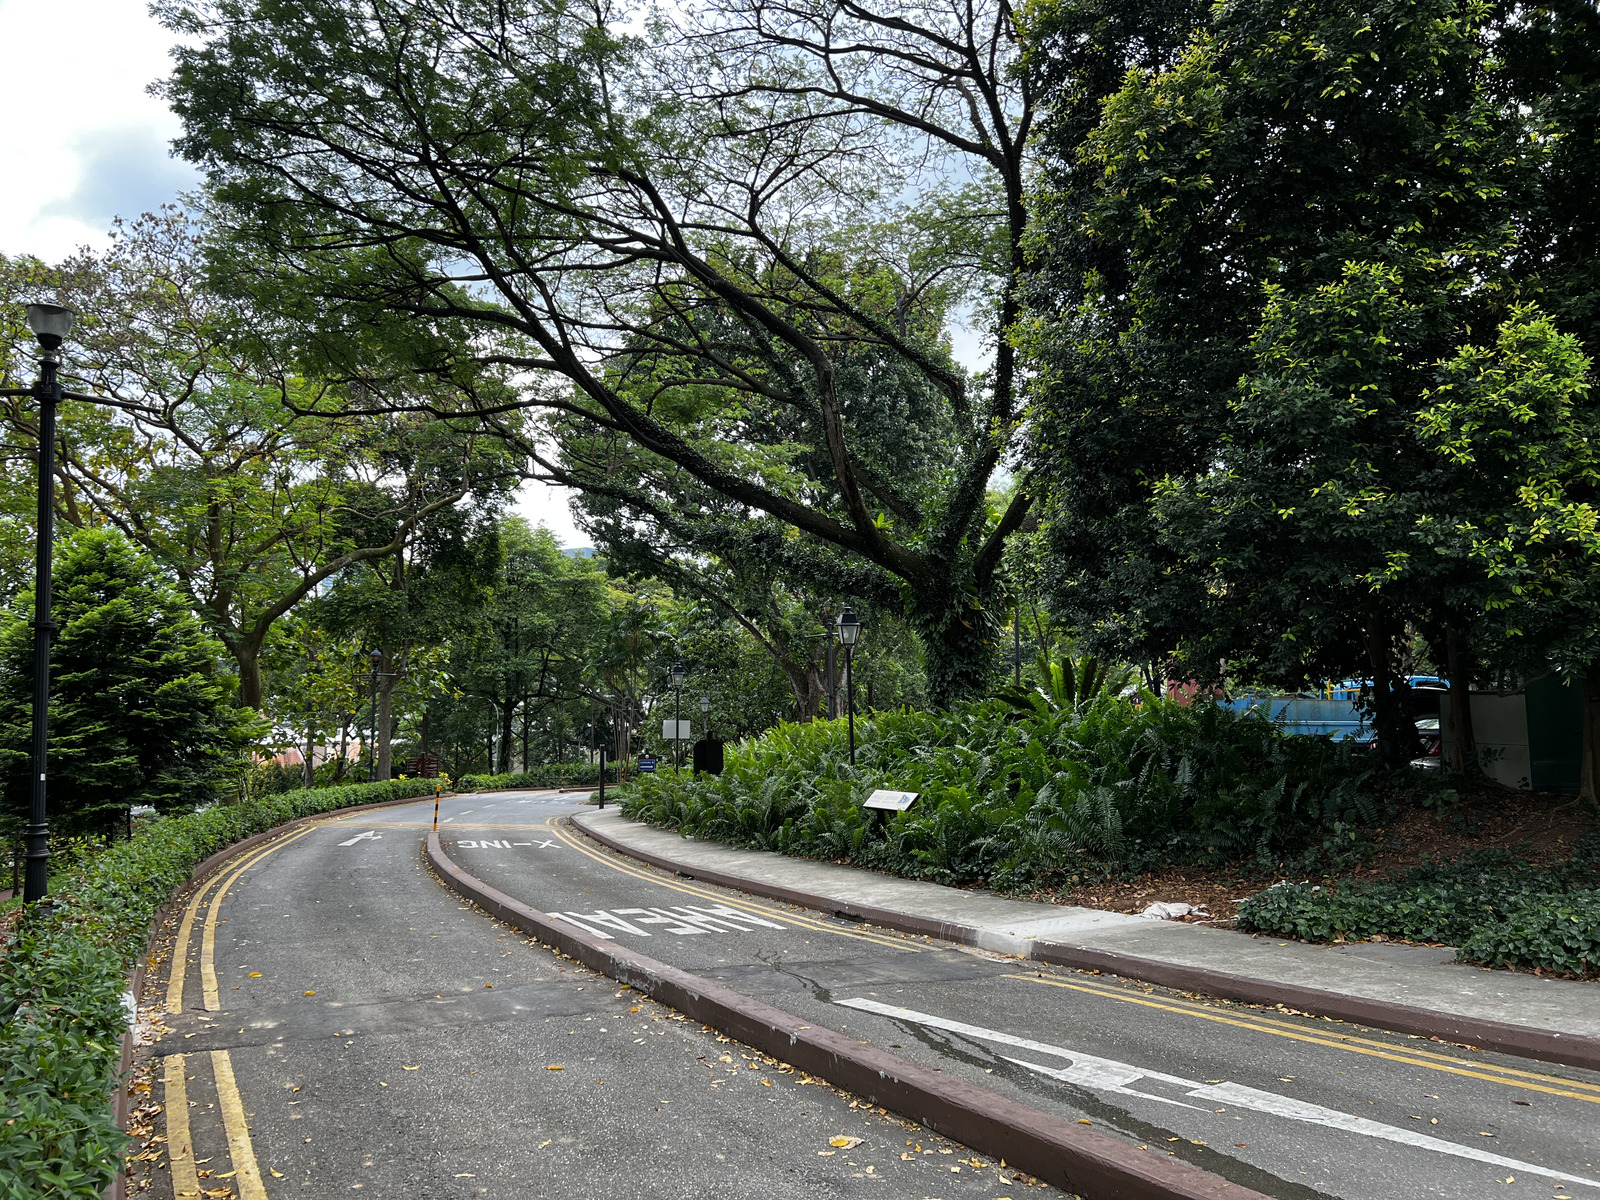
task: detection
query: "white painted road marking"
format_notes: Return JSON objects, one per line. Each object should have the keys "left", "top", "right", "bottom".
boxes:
{"left": 336, "top": 830, "right": 383, "bottom": 847}
{"left": 455, "top": 839, "right": 557, "bottom": 849}
{"left": 836, "top": 998, "right": 1600, "bottom": 1191}
{"left": 549, "top": 905, "right": 787, "bottom": 940}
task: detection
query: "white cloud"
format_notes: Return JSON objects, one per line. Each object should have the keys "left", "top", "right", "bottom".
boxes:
{"left": 0, "top": 0, "right": 197, "bottom": 262}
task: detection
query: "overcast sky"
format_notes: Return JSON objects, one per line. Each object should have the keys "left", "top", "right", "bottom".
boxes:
{"left": 0, "top": 0, "right": 586, "bottom": 545}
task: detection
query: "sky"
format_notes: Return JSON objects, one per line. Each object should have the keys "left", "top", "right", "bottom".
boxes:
{"left": 0, "top": 0, "right": 586, "bottom": 545}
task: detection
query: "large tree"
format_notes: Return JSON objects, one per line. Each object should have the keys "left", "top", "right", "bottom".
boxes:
{"left": 0, "top": 529, "right": 260, "bottom": 841}
{"left": 158, "top": 0, "right": 1040, "bottom": 704}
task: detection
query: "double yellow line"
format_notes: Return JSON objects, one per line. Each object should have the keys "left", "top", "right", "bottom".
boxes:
{"left": 164, "top": 826, "right": 316, "bottom": 1199}
{"left": 540, "top": 815, "right": 922, "bottom": 953}
{"left": 1009, "top": 972, "right": 1600, "bottom": 1106}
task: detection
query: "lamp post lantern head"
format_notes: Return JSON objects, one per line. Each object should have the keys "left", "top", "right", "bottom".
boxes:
{"left": 368, "top": 649, "right": 383, "bottom": 667}
{"left": 668, "top": 662, "right": 687, "bottom": 688}
{"left": 836, "top": 607, "right": 863, "bottom": 648}
{"left": 24, "top": 303, "right": 75, "bottom": 352}
{"left": 699, "top": 696, "right": 710, "bottom": 713}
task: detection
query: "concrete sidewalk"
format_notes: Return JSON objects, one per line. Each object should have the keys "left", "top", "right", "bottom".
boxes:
{"left": 572, "top": 807, "right": 1600, "bottom": 1071}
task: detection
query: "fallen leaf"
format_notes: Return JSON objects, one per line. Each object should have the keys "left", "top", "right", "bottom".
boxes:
{"left": 303, "top": 991, "right": 315, "bottom": 997}
{"left": 403, "top": 1066, "right": 420, "bottom": 1071}
{"left": 817, "top": 1150, "right": 835, "bottom": 1157}
{"left": 830, "top": 1136, "right": 863, "bottom": 1149}
{"left": 268, "top": 1169, "right": 284, "bottom": 1179}
{"left": 629, "top": 1006, "right": 641, "bottom": 1012}
{"left": 379, "top": 1081, "right": 388, "bottom": 1087}
{"left": 485, "top": 982, "right": 493, "bottom": 989}
{"left": 247, "top": 972, "right": 262, "bottom": 978}
{"left": 1077, "top": 1119, "right": 1091, "bottom": 1126}
{"left": 546, "top": 1065, "right": 563, "bottom": 1071}
{"left": 454, "top": 1173, "right": 476, "bottom": 1178}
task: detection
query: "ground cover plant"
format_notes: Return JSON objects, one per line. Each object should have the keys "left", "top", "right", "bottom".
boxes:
{"left": 1238, "top": 837, "right": 1600, "bottom": 977}
{"left": 619, "top": 691, "right": 1392, "bottom": 891}
{"left": 0, "top": 777, "right": 433, "bottom": 1199}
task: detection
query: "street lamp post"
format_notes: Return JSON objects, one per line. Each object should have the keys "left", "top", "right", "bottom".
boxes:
{"left": 669, "top": 662, "right": 687, "bottom": 769}
{"left": 21, "top": 303, "right": 75, "bottom": 903}
{"left": 699, "top": 694, "right": 710, "bottom": 736}
{"left": 366, "top": 649, "right": 383, "bottom": 782}
{"left": 835, "top": 607, "right": 863, "bottom": 766}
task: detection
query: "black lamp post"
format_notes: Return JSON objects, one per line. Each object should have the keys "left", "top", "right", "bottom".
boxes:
{"left": 21, "top": 303, "right": 75, "bottom": 903}
{"left": 835, "top": 607, "right": 863, "bottom": 765}
{"left": 365, "top": 649, "right": 383, "bottom": 782}
{"left": 668, "top": 661, "right": 686, "bottom": 769}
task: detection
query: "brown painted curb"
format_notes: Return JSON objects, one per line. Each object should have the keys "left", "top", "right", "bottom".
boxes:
{"left": 573, "top": 814, "right": 1600, "bottom": 1075}
{"left": 1030, "top": 942, "right": 1600, "bottom": 1073}
{"left": 425, "top": 831, "right": 1269, "bottom": 1200}
{"left": 99, "top": 786, "right": 447, "bottom": 1199}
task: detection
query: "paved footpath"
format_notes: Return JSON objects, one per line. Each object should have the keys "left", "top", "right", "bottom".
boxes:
{"left": 133, "top": 792, "right": 1065, "bottom": 1200}
{"left": 433, "top": 792, "right": 1600, "bottom": 1200}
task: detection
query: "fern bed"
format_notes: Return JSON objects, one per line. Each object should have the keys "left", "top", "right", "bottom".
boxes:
{"left": 617, "top": 690, "right": 1389, "bottom": 891}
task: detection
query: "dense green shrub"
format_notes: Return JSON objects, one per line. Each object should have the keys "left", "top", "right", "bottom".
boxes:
{"left": 1237, "top": 838, "right": 1600, "bottom": 975}
{"left": 0, "top": 778, "right": 433, "bottom": 1199}
{"left": 619, "top": 693, "right": 1386, "bottom": 888}
{"left": 458, "top": 762, "right": 617, "bottom": 791}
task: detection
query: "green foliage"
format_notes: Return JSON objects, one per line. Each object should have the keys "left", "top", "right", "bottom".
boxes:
{"left": 457, "top": 762, "right": 617, "bottom": 791}
{"left": 0, "top": 530, "right": 264, "bottom": 842}
{"left": 619, "top": 694, "right": 1385, "bottom": 889}
{"left": 1237, "top": 838, "right": 1600, "bottom": 976}
{"left": 0, "top": 777, "right": 432, "bottom": 1199}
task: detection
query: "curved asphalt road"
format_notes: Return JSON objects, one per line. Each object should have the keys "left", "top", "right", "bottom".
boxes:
{"left": 138, "top": 789, "right": 1600, "bottom": 1199}
{"left": 136, "top": 791, "right": 1061, "bottom": 1200}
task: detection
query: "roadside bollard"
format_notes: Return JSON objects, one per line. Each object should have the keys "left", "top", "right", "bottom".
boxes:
{"left": 433, "top": 782, "right": 442, "bottom": 832}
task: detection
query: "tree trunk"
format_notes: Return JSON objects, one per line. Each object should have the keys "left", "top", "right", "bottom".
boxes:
{"left": 334, "top": 715, "right": 349, "bottom": 783}
{"left": 1444, "top": 627, "right": 1480, "bottom": 779}
{"left": 1581, "top": 662, "right": 1600, "bottom": 806}
{"left": 419, "top": 709, "right": 430, "bottom": 755}
{"left": 498, "top": 699, "right": 515, "bottom": 775}
{"left": 521, "top": 701, "right": 531, "bottom": 772}
{"left": 376, "top": 654, "right": 396, "bottom": 781}
{"left": 233, "top": 642, "right": 264, "bottom": 711}
{"left": 1364, "top": 618, "right": 1417, "bottom": 765}
{"left": 784, "top": 663, "right": 826, "bottom": 723}
{"left": 913, "top": 592, "right": 999, "bottom": 708}
{"left": 304, "top": 726, "right": 315, "bottom": 788}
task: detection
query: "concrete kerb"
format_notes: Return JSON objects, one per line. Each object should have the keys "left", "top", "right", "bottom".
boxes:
{"left": 101, "top": 786, "right": 451, "bottom": 1200}
{"left": 424, "top": 830, "right": 1270, "bottom": 1200}
{"left": 571, "top": 813, "right": 1600, "bottom": 1076}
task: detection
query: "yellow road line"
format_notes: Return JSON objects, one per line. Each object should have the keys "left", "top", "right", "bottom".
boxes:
{"left": 1006, "top": 972, "right": 1600, "bottom": 1105}
{"left": 162, "top": 1054, "right": 201, "bottom": 1199}
{"left": 210, "top": 1049, "right": 269, "bottom": 1200}
{"left": 168, "top": 834, "right": 309, "bottom": 1015}
{"left": 541, "top": 816, "right": 921, "bottom": 952}
{"left": 201, "top": 828, "right": 316, "bottom": 1011}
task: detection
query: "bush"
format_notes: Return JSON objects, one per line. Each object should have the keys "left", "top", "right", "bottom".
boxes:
{"left": 0, "top": 777, "right": 433, "bottom": 1199}
{"left": 618, "top": 692, "right": 1387, "bottom": 890}
{"left": 1237, "top": 836, "right": 1600, "bottom": 975}
{"left": 458, "top": 761, "right": 618, "bottom": 792}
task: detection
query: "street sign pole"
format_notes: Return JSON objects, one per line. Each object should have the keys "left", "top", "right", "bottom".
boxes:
{"left": 598, "top": 748, "right": 607, "bottom": 809}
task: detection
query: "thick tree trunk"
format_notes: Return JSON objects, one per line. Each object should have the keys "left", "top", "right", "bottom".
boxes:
{"left": 498, "top": 699, "right": 515, "bottom": 775}
{"left": 304, "top": 727, "right": 315, "bottom": 788}
{"left": 1444, "top": 627, "right": 1480, "bottom": 779}
{"left": 785, "top": 663, "right": 826, "bottom": 723}
{"left": 233, "top": 642, "right": 264, "bottom": 711}
{"left": 914, "top": 591, "right": 1000, "bottom": 708}
{"left": 1365, "top": 618, "right": 1417, "bottom": 766}
{"left": 1581, "top": 661, "right": 1600, "bottom": 806}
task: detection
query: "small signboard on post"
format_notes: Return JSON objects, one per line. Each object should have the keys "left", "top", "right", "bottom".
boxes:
{"left": 863, "top": 789, "right": 919, "bottom": 812}
{"left": 637, "top": 755, "right": 658, "bottom": 774}
{"left": 661, "top": 719, "right": 693, "bottom": 741}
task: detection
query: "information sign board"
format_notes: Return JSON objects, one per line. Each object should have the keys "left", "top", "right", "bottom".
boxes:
{"left": 662, "top": 719, "right": 693, "bottom": 740}
{"left": 863, "top": 789, "right": 919, "bottom": 811}
{"left": 637, "top": 756, "right": 658, "bottom": 774}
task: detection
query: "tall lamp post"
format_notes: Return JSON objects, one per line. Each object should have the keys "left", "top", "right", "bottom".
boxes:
{"left": 835, "top": 607, "right": 863, "bottom": 766}
{"left": 668, "top": 661, "right": 686, "bottom": 769}
{"left": 20, "top": 304, "right": 75, "bottom": 903}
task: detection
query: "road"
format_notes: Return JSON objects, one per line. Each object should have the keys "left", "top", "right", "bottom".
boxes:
{"left": 136, "top": 790, "right": 1061, "bottom": 1200}
{"left": 138, "top": 788, "right": 1600, "bottom": 1199}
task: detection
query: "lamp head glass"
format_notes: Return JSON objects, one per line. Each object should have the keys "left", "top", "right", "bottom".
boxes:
{"left": 836, "top": 606, "right": 863, "bottom": 647}
{"left": 24, "top": 302, "right": 76, "bottom": 350}
{"left": 668, "top": 662, "right": 687, "bottom": 687}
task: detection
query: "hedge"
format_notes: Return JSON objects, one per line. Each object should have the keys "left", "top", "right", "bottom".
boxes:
{"left": 457, "top": 761, "right": 617, "bottom": 792}
{"left": 1237, "top": 837, "right": 1600, "bottom": 976}
{"left": 0, "top": 778, "right": 434, "bottom": 1199}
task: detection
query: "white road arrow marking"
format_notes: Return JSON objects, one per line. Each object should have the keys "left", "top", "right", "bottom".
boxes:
{"left": 836, "top": 997, "right": 1600, "bottom": 1191}
{"left": 336, "top": 830, "right": 383, "bottom": 847}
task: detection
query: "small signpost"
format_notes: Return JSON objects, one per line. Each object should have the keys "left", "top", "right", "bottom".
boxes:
{"left": 661, "top": 719, "right": 693, "bottom": 741}
{"left": 638, "top": 755, "right": 658, "bottom": 774}
{"left": 863, "top": 789, "right": 919, "bottom": 811}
